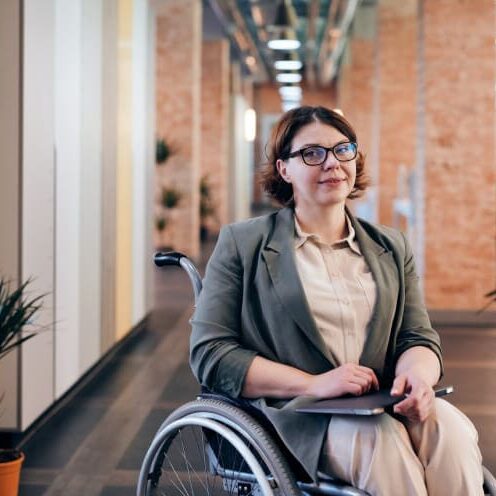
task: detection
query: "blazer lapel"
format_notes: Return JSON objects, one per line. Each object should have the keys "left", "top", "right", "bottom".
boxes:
{"left": 350, "top": 214, "right": 399, "bottom": 375}
{"left": 262, "top": 208, "right": 336, "bottom": 365}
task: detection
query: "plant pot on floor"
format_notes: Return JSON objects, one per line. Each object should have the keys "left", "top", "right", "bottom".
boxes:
{"left": 0, "top": 450, "right": 24, "bottom": 496}
{"left": 0, "top": 278, "right": 46, "bottom": 496}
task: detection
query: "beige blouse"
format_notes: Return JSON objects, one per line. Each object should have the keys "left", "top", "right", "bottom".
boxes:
{"left": 294, "top": 215, "right": 377, "bottom": 366}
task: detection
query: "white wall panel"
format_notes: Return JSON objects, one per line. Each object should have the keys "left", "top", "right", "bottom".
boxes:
{"left": 100, "top": 0, "right": 118, "bottom": 354}
{"left": 54, "top": 0, "right": 82, "bottom": 397}
{"left": 79, "top": 0, "right": 103, "bottom": 372}
{"left": 145, "top": 7, "right": 156, "bottom": 316}
{"left": 230, "top": 95, "right": 252, "bottom": 222}
{"left": 131, "top": 0, "right": 150, "bottom": 325}
{"left": 21, "top": 0, "right": 56, "bottom": 429}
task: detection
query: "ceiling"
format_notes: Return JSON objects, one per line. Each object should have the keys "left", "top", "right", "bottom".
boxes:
{"left": 205, "top": 0, "right": 368, "bottom": 88}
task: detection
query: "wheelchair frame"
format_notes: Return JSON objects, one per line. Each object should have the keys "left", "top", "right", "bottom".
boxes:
{"left": 137, "top": 251, "right": 496, "bottom": 496}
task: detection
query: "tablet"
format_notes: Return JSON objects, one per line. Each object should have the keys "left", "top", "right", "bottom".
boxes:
{"left": 295, "top": 386, "right": 453, "bottom": 416}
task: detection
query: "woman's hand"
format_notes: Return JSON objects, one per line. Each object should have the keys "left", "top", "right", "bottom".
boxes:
{"left": 307, "top": 363, "right": 379, "bottom": 399}
{"left": 391, "top": 373, "right": 435, "bottom": 423}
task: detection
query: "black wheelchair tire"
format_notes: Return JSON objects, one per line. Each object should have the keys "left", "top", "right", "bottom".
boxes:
{"left": 147, "top": 398, "right": 301, "bottom": 495}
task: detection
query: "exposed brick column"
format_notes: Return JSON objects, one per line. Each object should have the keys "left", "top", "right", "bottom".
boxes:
{"left": 155, "top": 0, "right": 201, "bottom": 258}
{"left": 377, "top": 0, "right": 417, "bottom": 226}
{"left": 201, "top": 39, "right": 229, "bottom": 231}
{"left": 422, "top": 0, "right": 496, "bottom": 309}
{"left": 338, "top": 38, "right": 375, "bottom": 156}
{"left": 337, "top": 2, "right": 377, "bottom": 218}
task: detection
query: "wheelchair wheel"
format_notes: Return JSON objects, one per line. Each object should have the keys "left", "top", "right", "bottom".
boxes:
{"left": 137, "top": 399, "right": 300, "bottom": 495}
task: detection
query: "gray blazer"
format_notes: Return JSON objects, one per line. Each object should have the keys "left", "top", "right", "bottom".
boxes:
{"left": 190, "top": 206, "right": 442, "bottom": 480}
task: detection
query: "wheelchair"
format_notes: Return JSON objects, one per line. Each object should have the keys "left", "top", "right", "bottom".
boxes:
{"left": 137, "top": 251, "right": 496, "bottom": 496}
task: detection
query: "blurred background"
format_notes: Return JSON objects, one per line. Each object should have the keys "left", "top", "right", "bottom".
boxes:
{"left": 0, "top": 0, "right": 495, "bottom": 495}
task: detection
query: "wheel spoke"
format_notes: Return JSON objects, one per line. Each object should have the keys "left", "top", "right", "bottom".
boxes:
{"left": 142, "top": 400, "right": 299, "bottom": 496}
{"left": 177, "top": 429, "right": 211, "bottom": 493}
{"left": 178, "top": 429, "right": 194, "bottom": 494}
{"left": 163, "top": 451, "right": 190, "bottom": 496}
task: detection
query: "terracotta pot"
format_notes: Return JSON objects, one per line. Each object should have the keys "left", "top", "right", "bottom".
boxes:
{"left": 0, "top": 452, "right": 24, "bottom": 496}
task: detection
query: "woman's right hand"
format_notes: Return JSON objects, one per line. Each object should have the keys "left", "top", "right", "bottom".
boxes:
{"left": 306, "top": 363, "right": 380, "bottom": 399}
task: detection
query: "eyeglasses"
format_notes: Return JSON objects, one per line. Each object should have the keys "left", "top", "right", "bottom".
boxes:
{"left": 286, "top": 142, "right": 358, "bottom": 166}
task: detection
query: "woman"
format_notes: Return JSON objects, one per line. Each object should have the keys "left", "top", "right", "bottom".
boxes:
{"left": 190, "top": 106, "right": 483, "bottom": 495}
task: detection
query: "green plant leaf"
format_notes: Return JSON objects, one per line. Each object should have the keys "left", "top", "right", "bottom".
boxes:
{"left": 156, "top": 216, "right": 167, "bottom": 231}
{"left": 199, "top": 175, "right": 216, "bottom": 221}
{"left": 0, "top": 278, "right": 45, "bottom": 359}
{"left": 161, "top": 188, "right": 182, "bottom": 209}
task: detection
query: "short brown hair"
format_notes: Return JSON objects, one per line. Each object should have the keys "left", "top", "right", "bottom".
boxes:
{"left": 260, "top": 106, "right": 370, "bottom": 206}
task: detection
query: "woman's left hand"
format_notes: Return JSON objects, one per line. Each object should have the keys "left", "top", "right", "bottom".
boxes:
{"left": 391, "top": 373, "right": 435, "bottom": 423}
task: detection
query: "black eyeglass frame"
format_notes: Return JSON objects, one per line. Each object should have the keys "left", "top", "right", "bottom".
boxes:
{"left": 285, "top": 141, "right": 358, "bottom": 166}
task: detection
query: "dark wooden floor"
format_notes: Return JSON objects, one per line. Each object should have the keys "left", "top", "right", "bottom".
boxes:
{"left": 18, "top": 243, "right": 496, "bottom": 495}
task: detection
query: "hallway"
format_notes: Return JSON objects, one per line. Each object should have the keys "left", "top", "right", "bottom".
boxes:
{"left": 18, "top": 257, "right": 204, "bottom": 496}
{"left": 18, "top": 244, "right": 496, "bottom": 496}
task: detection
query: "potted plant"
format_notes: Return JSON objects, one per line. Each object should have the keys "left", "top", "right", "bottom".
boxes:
{"left": 479, "top": 289, "right": 496, "bottom": 313}
{"left": 160, "top": 187, "right": 182, "bottom": 210}
{"left": 155, "top": 188, "right": 182, "bottom": 250}
{"left": 199, "top": 175, "right": 217, "bottom": 242}
{"left": 155, "top": 137, "right": 176, "bottom": 165}
{"left": 155, "top": 216, "right": 168, "bottom": 233}
{"left": 0, "top": 277, "right": 44, "bottom": 496}
{"left": 154, "top": 138, "right": 179, "bottom": 249}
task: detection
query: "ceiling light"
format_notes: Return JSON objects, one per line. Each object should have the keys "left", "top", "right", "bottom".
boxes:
{"left": 244, "top": 108, "right": 256, "bottom": 142}
{"left": 279, "top": 86, "right": 302, "bottom": 98}
{"left": 276, "top": 73, "right": 302, "bottom": 83}
{"left": 282, "top": 101, "right": 300, "bottom": 112}
{"left": 274, "top": 60, "right": 303, "bottom": 71}
{"left": 268, "top": 39, "right": 301, "bottom": 50}
{"left": 282, "top": 97, "right": 301, "bottom": 105}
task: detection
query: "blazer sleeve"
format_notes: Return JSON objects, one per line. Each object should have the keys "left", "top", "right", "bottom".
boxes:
{"left": 189, "top": 225, "right": 258, "bottom": 398}
{"left": 394, "top": 232, "right": 444, "bottom": 376}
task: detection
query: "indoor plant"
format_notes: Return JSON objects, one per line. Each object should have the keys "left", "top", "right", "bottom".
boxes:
{"left": 480, "top": 289, "right": 496, "bottom": 313}
{"left": 0, "top": 277, "right": 44, "bottom": 495}
{"left": 155, "top": 187, "right": 182, "bottom": 250}
{"left": 155, "top": 137, "right": 176, "bottom": 165}
{"left": 199, "top": 175, "right": 217, "bottom": 242}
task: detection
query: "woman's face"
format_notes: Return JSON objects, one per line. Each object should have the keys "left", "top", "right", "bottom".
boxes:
{"left": 276, "top": 120, "right": 357, "bottom": 211}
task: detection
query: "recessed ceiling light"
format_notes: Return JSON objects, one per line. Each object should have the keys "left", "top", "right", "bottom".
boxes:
{"left": 276, "top": 73, "right": 302, "bottom": 83}
{"left": 244, "top": 109, "right": 256, "bottom": 142}
{"left": 279, "top": 86, "right": 302, "bottom": 98}
{"left": 282, "top": 101, "right": 300, "bottom": 112}
{"left": 274, "top": 60, "right": 303, "bottom": 71}
{"left": 282, "top": 96, "right": 301, "bottom": 104}
{"left": 268, "top": 39, "right": 301, "bottom": 50}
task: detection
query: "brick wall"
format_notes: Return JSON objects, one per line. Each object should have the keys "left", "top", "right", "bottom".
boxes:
{"left": 422, "top": 0, "right": 496, "bottom": 309}
{"left": 338, "top": 38, "right": 376, "bottom": 170}
{"left": 155, "top": 0, "right": 201, "bottom": 258}
{"left": 340, "top": 0, "right": 496, "bottom": 310}
{"left": 201, "top": 39, "right": 230, "bottom": 232}
{"left": 337, "top": 2, "right": 378, "bottom": 220}
{"left": 377, "top": 0, "right": 417, "bottom": 227}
